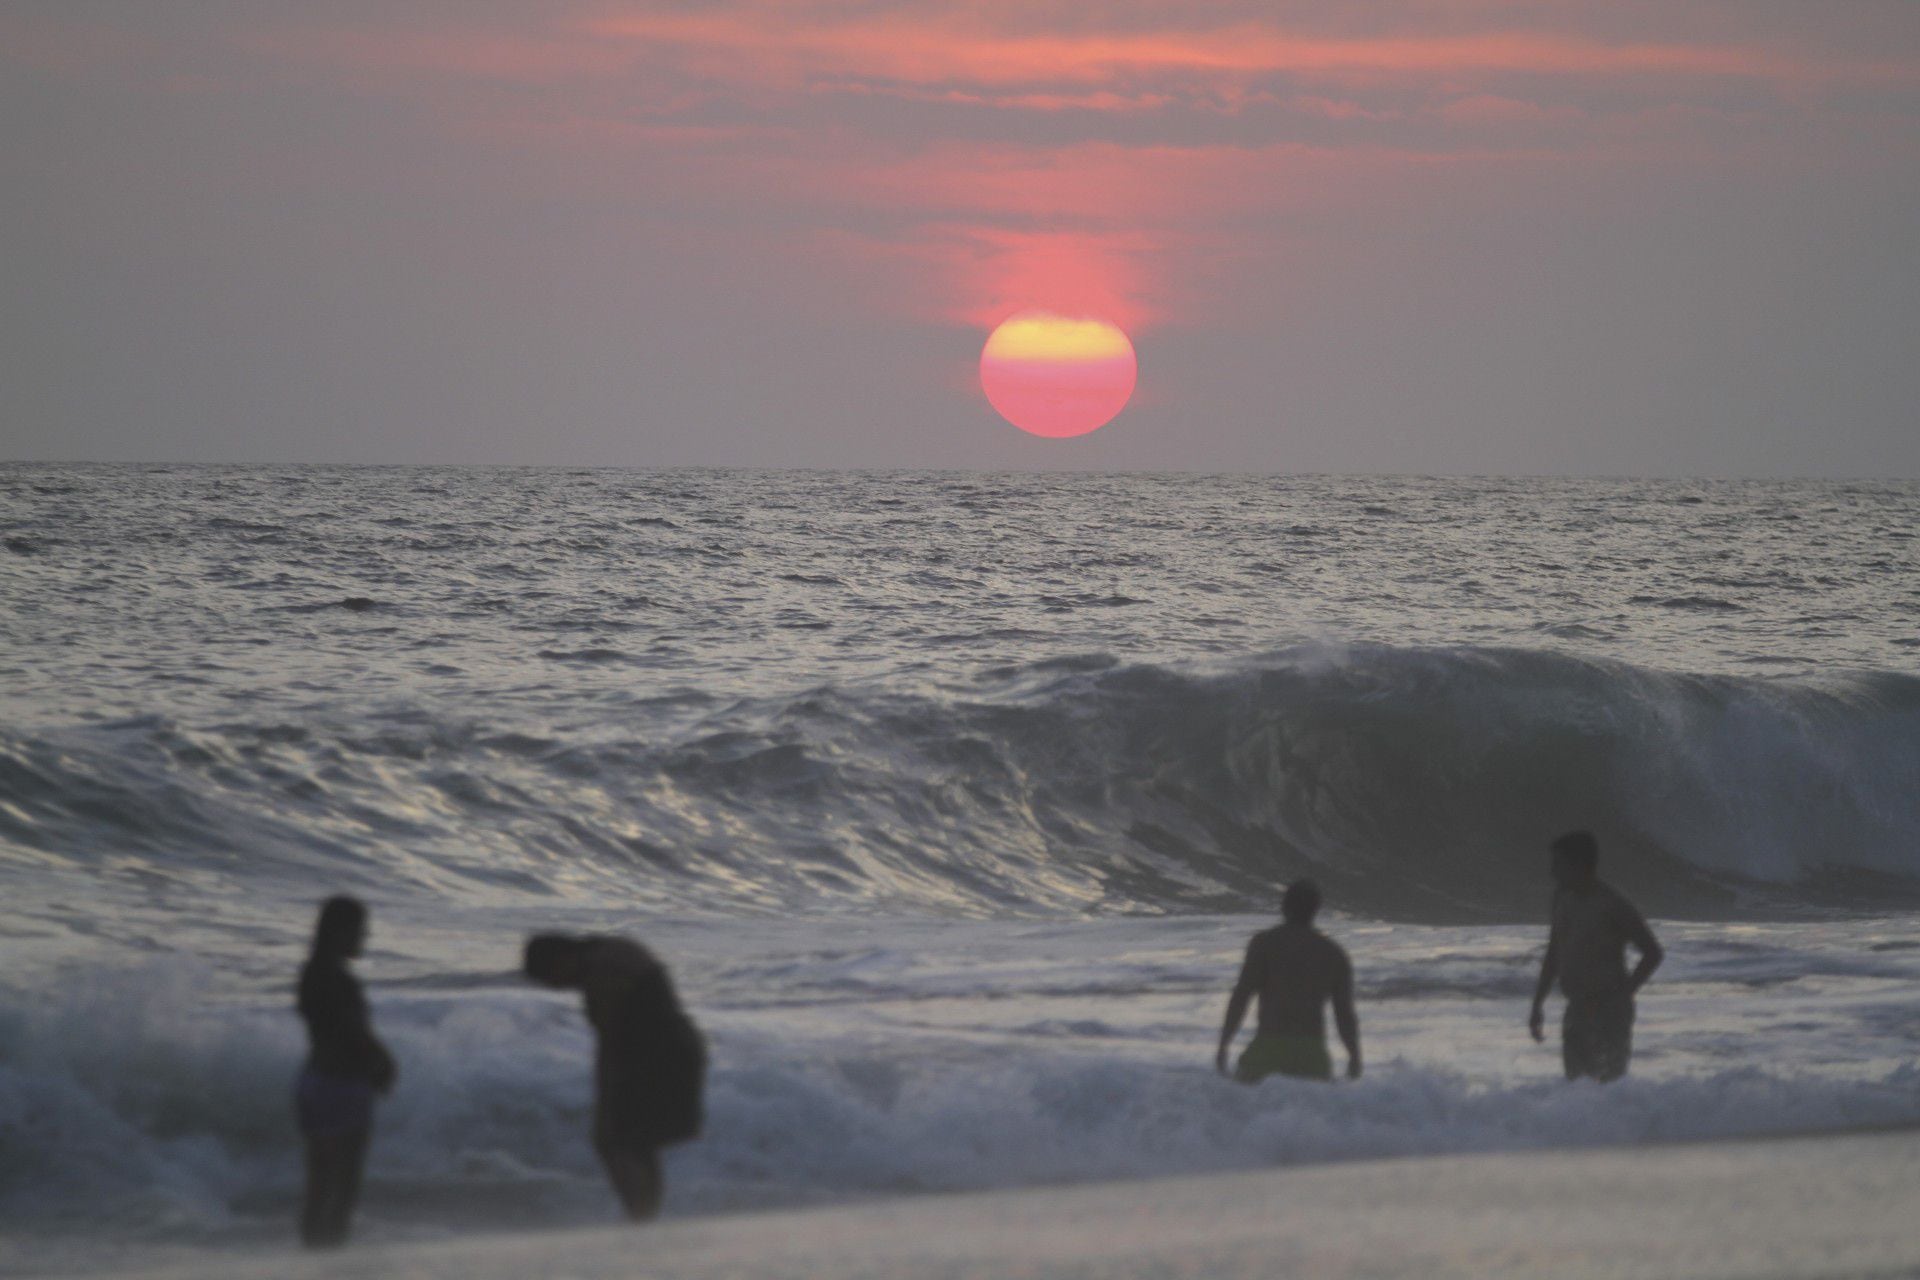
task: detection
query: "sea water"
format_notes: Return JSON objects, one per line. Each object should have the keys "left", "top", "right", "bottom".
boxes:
{"left": 2, "top": 465, "right": 1918, "bottom": 1271}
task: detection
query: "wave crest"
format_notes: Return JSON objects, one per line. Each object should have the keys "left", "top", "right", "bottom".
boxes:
{"left": 3, "top": 645, "right": 1918, "bottom": 919}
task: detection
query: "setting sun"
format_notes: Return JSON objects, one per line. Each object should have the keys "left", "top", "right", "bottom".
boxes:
{"left": 980, "top": 313, "right": 1137, "bottom": 438}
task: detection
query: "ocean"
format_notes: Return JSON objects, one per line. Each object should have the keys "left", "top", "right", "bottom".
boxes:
{"left": 2, "top": 464, "right": 1918, "bottom": 1273}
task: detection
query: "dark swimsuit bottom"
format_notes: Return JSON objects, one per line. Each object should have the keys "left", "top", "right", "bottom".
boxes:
{"left": 1562, "top": 991, "right": 1635, "bottom": 1082}
{"left": 1234, "top": 1034, "right": 1335, "bottom": 1083}
{"left": 295, "top": 1067, "right": 376, "bottom": 1137}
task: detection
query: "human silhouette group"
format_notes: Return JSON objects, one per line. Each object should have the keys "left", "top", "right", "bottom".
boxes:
{"left": 295, "top": 913, "right": 705, "bottom": 1247}
{"left": 295, "top": 828, "right": 1661, "bottom": 1247}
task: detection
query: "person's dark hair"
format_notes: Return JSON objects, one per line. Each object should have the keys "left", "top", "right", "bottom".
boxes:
{"left": 311, "top": 895, "right": 366, "bottom": 960}
{"left": 523, "top": 933, "right": 588, "bottom": 984}
{"left": 1281, "top": 878, "right": 1322, "bottom": 925}
{"left": 1551, "top": 830, "right": 1600, "bottom": 875}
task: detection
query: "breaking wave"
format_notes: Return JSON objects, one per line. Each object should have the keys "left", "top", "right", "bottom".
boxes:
{"left": 2, "top": 644, "right": 1918, "bottom": 921}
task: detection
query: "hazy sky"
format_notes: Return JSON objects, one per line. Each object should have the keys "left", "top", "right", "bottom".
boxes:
{"left": 4, "top": 1, "right": 1917, "bottom": 475}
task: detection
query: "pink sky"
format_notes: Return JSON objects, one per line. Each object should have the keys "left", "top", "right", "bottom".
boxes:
{"left": 4, "top": 1, "right": 1918, "bottom": 471}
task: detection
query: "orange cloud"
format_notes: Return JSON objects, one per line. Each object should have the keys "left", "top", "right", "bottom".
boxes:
{"left": 821, "top": 222, "right": 1169, "bottom": 332}
{"left": 48, "top": 3, "right": 1911, "bottom": 338}
{"left": 579, "top": 6, "right": 1912, "bottom": 94}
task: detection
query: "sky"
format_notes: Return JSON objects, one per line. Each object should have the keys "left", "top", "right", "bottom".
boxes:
{"left": 3, "top": 1, "right": 1918, "bottom": 476}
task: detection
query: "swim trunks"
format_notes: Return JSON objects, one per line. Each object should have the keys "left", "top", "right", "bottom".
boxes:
{"left": 295, "top": 1067, "right": 375, "bottom": 1136}
{"left": 1562, "top": 992, "right": 1634, "bottom": 1082}
{"left": 1234, "top": 1034, "right": 1334, "bottom": 1083}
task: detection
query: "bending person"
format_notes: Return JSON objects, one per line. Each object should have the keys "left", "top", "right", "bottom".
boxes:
{"left": 1529, "top": 830, "right": 1664, "bottom": 1082}
{"left": 524, "top": 934, "right": 707, "bottom": 1221}
{"left": 294, "top": 895, "right": 396, "bottom": 1248}
{"left": 1216, "top": 879, "right": 1361, "bottom": 1083}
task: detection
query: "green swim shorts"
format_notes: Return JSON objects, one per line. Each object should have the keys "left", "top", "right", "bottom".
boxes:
{"left": 1234, "top": 1034, "right": 1334, "bottom": 1083}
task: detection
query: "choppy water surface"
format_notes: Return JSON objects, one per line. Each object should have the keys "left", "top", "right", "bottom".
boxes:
{"left": 2, "top": 465, "right": 1918, "bottom": 1271}
{"left": 3, "top": 467, "right": 1916, "bottom": 715}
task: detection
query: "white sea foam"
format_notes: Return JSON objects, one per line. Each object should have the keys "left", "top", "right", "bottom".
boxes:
{"left": 6, "top": 915, "right": 1919, "bottom": 1258}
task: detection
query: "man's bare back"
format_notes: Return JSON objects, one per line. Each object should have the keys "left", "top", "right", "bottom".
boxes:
{"left": 1216, "top": 880, "right": 1361, "bottom": 1083}
{"left": 1238, "top": 924, "right": 1353, "bottom": 1039}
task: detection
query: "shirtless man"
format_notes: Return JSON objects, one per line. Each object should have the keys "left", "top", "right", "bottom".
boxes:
{"left": 1216, "top": 879, "right": 1361, "bottom": 1083}
{"left": 524, "top": 934, "right": 707, "bottom": 1220}
{"left": 1528, "top": 831, "right": 1664, "bottom": 1082}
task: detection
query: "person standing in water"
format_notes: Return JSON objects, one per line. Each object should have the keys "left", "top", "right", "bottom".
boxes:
{"left": 1529, "top": 830, "right": 1664, "bottom": 1082}
{"left": 294, "top": 895, "right": 396, "bottom": 1249}
{"left": 523, "top": 934, "right": 707, "bottom": 1221}
{"left": 1216, "top": 879, "right": 1362, "bottom": 1083}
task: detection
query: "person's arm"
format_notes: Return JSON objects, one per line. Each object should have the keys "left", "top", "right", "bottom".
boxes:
{"left": 1216, "top": 941, "right": 1259, "bottom": 1076}
{"left": 348, "top": 979, "right": 398, "bottom": 1093}
{"left": 1623, "top": 901, "right": 1664, "bottom": 994}
{"left": 306, "top": 965, "right": 398, "bottom": 1091}
{"left": 337, "top": 970, "right": 398, "bottom": 1092}
{"left": 365, "top": 1030, "right": 397, "bottom": 1093}
{"left": 1332, "top": 950, "right": 1361, "bottom": 1079}
{"left": 1529, "top": 897, "right": 1561, "bottom": 1043}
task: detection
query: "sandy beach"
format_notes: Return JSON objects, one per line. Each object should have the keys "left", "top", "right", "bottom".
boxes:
{"left": 87, "top": 1126, "right": 1920, "bottom": 1280}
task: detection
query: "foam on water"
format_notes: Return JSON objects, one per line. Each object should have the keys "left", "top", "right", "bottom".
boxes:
{"left": 6, "top": 915, "right": 1920, "bottom": 1260}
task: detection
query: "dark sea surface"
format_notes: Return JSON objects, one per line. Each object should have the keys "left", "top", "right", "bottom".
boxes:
{"left": 2, "top": 465, "right": 1918, "bottom": 1272}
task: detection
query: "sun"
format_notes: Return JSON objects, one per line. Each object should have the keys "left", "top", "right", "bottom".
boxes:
{"left": 980, "top": 312, "right": 1137, "bottom": 438}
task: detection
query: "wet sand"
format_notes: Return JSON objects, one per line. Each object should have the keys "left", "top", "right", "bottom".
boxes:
{"left": 104, "top": 1125, "right": 1920, "bottom": 1280}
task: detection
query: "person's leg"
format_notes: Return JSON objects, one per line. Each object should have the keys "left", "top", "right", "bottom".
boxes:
{"left": 300, "top": 1136, "right": 331, "bottom": 1247}
{"left": 299, "top": 1067, "right": 375, "bottom": 1248}
{"left": 1561, "top": 1005, "right": 1595, "bottom": 1081}
{"left": 1593, "top": 998, "right": 1635, "bottom": 1083}
{"left": 324, "top": 1125, "right": 372, "bottom": 1243}
{"left": 301, "top": 1131, "right": 365, "bottom": 1248}
{"left": 598, "top": 1142, "right": 663, "bottom": 1221}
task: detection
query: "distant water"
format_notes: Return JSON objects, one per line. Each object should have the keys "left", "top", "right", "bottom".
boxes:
{"left": 2, "top": 464, "right": 1918, "bottom": 1270}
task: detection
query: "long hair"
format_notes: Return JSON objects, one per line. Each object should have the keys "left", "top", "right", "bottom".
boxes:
{"left": 311, "top": 895, "right": 366, "bottom": 961}
{"left": 523, "top": 933, "right": 591, "bottom": 985}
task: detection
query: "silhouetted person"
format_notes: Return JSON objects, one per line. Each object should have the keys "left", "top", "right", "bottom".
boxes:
{"left": 1529, "top": 831, "right": 1664, "bottom": 1082}
{"left": 1216, "top": 879, "right": 1361, "bottom": 1083}
{"left": 295, "top": 896, "right": 395, "bottom": 1249}
{"left": 523, "top": 934, "right": 706, "bottom": 1221}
